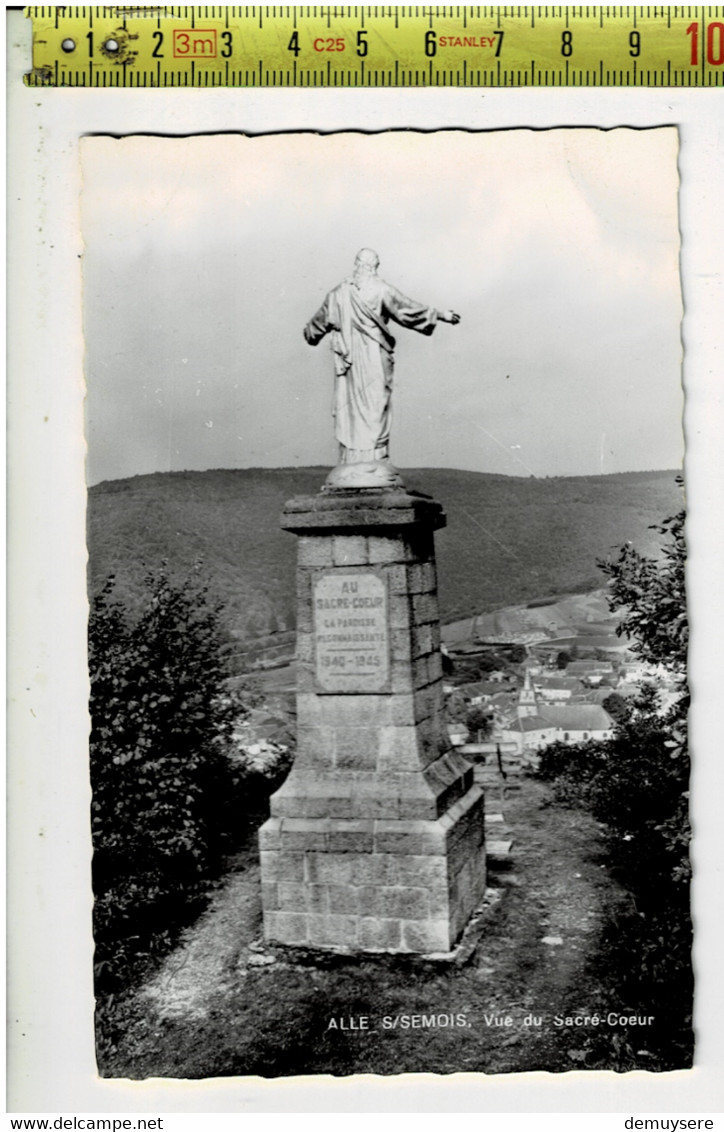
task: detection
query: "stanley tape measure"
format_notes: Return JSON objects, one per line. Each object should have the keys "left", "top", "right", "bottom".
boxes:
{"left": 24, "top": 6, "right": 724, "bottom": 88}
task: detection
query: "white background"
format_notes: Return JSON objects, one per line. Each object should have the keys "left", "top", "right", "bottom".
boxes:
{"left": 6, "top": 6, "right": 724, "bottom": 1118}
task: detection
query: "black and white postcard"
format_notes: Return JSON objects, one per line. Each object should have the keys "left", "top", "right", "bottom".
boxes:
{"left": 80, "top": 126, "right": 688, "bottom": 1074}
{"left": 8, "top": 26, "right": 724, "bottom": 1116}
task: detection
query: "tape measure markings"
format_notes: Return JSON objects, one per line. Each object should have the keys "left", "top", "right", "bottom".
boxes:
{"left": 24, "top": 6, "right": 724, "bottom": 87}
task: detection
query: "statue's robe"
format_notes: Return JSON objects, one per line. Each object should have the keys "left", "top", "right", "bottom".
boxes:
{"left": 304, "top": 275, "right": 440, "bottom": 459}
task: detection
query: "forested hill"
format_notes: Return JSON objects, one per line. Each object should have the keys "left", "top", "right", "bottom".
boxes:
{"left": 87, "top": 467, "right": 683, "bottom": 644}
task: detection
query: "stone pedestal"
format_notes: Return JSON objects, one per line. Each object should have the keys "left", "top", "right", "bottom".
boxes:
{"left": 258, "top": 488, "right": 486, "bottom": 954}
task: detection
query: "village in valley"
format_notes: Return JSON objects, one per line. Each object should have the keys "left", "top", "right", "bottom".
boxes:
{"left": 440, "top": 588, "right": 682, "bottom": 769}
{"left": 230, "top": 585, "right": 682, "bottom": 787}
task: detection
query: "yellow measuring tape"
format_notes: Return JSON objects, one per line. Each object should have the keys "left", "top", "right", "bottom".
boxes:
{"left": 25, "top": 6, "right": 724, "bottom": 88}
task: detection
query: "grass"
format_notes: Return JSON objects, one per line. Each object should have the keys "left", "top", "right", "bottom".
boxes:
{"left": 94, "top": 778, "right": 693, "bottom": 1079}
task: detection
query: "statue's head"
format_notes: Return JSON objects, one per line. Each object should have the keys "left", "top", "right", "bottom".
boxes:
{"left": 354, "top": 248, "right": 380, "bottom": 274}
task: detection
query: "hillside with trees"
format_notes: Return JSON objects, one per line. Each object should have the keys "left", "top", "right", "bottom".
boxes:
{"left": 88, "top": 467, "right": 682, "bottom": 649}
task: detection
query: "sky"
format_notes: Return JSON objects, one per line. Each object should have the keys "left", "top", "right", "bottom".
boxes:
{"left": 81, "top": 128, "right": 684, "bottom": 485}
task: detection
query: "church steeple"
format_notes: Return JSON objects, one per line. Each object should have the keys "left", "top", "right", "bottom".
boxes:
{"left": 517, "top": 669, "right": 538, "bottom": 720}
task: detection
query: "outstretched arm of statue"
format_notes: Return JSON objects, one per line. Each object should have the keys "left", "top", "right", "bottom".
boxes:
{"left": 384, "top": 286, "right": 441, "bottom": 336}
{"left": 304, "top": 298, "right": 332, "bottom": 345}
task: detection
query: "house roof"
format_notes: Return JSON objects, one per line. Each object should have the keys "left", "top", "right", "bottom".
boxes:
{"left": 506, "top": 715, "right": 557, "bottom": 734}
{"left": 459, "top": 680, "right": 508, "bottom": 698}
{"left": 578, "top": 688, "right": 614, "bottom": 705}
{"left": 490, "top": 691, "right": 515, "bottom": 703}
{"left": 539, "top": 704, "right": 613, "bottom": 731}
{"left": 535, "top": 676, "right": 583, "bottom": 691}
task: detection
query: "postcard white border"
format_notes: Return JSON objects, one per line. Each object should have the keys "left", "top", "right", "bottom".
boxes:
{"left": 6, "top": 8, "right": 724, "bottom": 1116}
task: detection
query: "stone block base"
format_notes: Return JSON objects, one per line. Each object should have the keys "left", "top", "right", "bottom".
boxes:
{"left": 259, "top": 783, "right": 486, "bottom": 953}
{"left": 259, "top": 487, "right": 487, "bottom": 955}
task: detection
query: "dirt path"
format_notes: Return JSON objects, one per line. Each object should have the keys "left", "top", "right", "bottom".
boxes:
{"left": 97, "top": 778, "right": 646, "bottom": 1079}
{"left": 140, "top": 866, "right": 263, "bottom": 1022}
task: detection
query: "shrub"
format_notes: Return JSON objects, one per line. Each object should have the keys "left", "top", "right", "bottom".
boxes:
{"left": 465, "top": 705, "right": 492, "bottom": 742}
{"left": 601, "top": 691, "right": 628, "bottom": 722}
{"left": 537, "top": 739, "right": 583, "bottom": 782}
{"left": 600, "top": 505, "right": 687, "bottom": 675}
{"left": 535, "top": 738, "right": 609, "bottom": 808}
{"left": 89, "top": 568, "right": 246, "bottom": 989}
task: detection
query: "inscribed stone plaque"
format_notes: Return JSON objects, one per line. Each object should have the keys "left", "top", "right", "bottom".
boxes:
{"left": 313, "top": 572, "right": 389, "bottom": 692}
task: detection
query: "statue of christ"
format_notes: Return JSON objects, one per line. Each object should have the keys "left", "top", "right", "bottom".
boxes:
{"left": 304, "top": 249, "right": 460, "bottom": 488}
